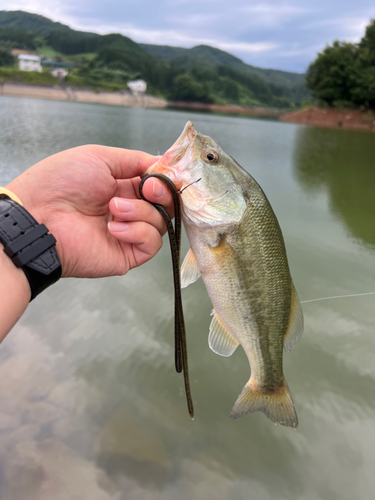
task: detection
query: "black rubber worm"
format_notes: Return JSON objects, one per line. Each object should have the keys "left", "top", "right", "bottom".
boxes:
{"left": 139, "top": 173, "right": 194, "bottom": 419}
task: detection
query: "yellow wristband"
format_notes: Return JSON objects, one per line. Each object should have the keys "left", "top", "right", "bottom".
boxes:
{"left": 0, "top": 188, "right": 23, "bottom": 207}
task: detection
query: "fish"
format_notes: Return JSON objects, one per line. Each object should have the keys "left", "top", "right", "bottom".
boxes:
{"left": 145, "top": 121, "right": 304, "bottom": 428}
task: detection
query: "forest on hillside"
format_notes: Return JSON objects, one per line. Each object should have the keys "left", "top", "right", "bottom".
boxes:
{"left": 0, "top": 10, "right": 310, "bottom": 109}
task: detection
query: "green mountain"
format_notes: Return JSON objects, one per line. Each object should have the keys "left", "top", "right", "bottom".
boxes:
{"left": 140, "top": 43, "right": 305, "bottom": 88}
{"left": 0, "top": 10, "right": 310, "bottom": 108}
{"left": 140, "top": 43, "right": 310, "bottom": 106}
{"left": 0, "top": 10, "right": 96, "bottom": 36}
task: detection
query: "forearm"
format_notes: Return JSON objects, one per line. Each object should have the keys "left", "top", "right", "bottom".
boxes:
{"left": 0, "top": 245, "right": 31, "bottom": 342}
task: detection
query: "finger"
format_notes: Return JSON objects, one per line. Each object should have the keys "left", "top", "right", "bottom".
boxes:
{"left": 108, "top": 221, "right": 163, "bottom": 267}
{"left": 80, "top": 145, "right": 158, "bottom": 179}
{"left": 139, "top": 177, "right": 175, "bottom": 219}
{"left": 109, "top": 197, "right": 168, "bottom": 235}
{"left": 116, "top": 177, "right": 175, "bottom": 219}
{"left": 115, "top": 179, "right": 139, "bottom": 200}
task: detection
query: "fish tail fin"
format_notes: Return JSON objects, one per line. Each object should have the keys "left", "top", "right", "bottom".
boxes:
{"left": 230, "top": 378, "right": 298, "bottom": 428}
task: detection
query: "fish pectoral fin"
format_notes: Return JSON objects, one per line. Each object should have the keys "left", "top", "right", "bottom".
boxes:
{"left": 209, "top": 310, "right": 239, "bottom": 357}
{"left": 181, "top": 248, "right": 201, "bottom": 288}
{"left": 284, "top": 283, "right": 304, "bottom": 352}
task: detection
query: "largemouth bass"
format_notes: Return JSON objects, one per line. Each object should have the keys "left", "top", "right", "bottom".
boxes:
{"left": 146, "top": 121, "right": 303, "bottom": 428}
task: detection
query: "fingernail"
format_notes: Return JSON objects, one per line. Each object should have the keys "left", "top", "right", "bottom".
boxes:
{"left": 108, "top": 221, "right": 128, "bottom": 232}
{"left": 114, "top": 198, "right": 134, "bottom": 213}
{"left": 153, "top": 180, "right": 165, "bottom": 198}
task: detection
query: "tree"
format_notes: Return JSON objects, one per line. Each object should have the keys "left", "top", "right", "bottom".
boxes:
{"left": 0, "top": 48, "right": 14, "bottom": 67}
{"left": 169, "top": 73, "right": 212, "bottom": 103}
{"left": 306, "top": 41, "right": 360, "bottom": 106}
{"left": 306, "top": 19, "right": 375, "bottom": 108}
{"left": 360, "top": 19, "right": 375, "bottom": 64}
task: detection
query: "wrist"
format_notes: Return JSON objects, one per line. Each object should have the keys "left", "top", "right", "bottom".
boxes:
{"left": 0, "top": 191, "right": 62, "bottom": 302}
{"left": 6, "top": 178, "right": 47, "bottom": 228}
{"left": 6, "top": 178, "right": 62, "bottom": 269}
{"left": 8, "top": 179, "right": 67, "bottom": 275}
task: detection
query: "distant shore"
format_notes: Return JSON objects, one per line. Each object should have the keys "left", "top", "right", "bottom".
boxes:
{"left": 0, "top": 82, "right": 168, "bottom": 108}
{"left": 0, "top": 83, "right": 286, "bottom": 117}
{"left": 6, "top": 84, "right": 373, "bottom": 133}
{"left": 169, "top": 101, "right": 283, "bottom": 118}
{"left": 281, "top": 106, "right": 375, "bottom": 133}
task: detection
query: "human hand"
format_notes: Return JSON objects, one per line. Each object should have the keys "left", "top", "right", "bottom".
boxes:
{"left": 7, "top": 145, "right": 174, "bottom": 278}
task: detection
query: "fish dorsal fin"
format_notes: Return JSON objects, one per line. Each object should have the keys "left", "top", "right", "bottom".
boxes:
{"left": 284, "top": 284, "right": 304, "bottom": 352}
{"left": 181, "top": 248, "right": 201, "bottom": 288}
{"left": 209, "top": 310, "right": 239, "bottom": 357}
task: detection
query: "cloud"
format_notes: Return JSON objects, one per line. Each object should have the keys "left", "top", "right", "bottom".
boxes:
{"left": 216, "top": 41, "right": 278, "bottom": 54}
{"left": 1, "top": 0, "right": 375, "bottom": 72}
{"left": 81, "top": 23, "right": 277, "bottom": 54}
{"left": 277, "top": 44, "right": 325, "bottom": 58}
{"left": 238, "top": 3, "right": 313, "bottom": 28}
{"left": 302, "top": 11, "right": 375, "bottom": 43}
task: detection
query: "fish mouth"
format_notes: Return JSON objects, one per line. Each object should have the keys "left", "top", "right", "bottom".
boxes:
{"left": 168, "top": 121, "right": 196, "bottom": 152}
{"left": 142, "top": 121, "right": 196, "bottom": 185}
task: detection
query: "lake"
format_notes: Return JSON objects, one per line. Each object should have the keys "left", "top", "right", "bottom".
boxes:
{"left": 1, "top": 96, "right": 375, "bottom": 500}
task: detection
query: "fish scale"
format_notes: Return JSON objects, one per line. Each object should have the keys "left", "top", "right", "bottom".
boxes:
{"left": 188, "top": 186, "right": 292, "bottom": 392}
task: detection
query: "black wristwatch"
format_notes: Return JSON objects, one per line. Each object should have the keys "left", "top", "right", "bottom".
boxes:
{"left": 0, "top": 192, "right": 62, "bottom": 301}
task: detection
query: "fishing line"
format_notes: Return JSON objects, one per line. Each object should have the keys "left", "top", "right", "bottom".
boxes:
{"left": 139, "top": 173, "right": 194, "bottom": 419}
{"left": 179, "top": 178, "right": 202, "bottom": 194}
{"left": 301, "top": 291, "right": 375, "bottom": 304}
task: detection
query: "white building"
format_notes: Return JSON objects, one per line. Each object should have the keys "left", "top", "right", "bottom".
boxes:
{"left": 18, "top": 54, "right": 42, "bottom": 73}
{"left": 127, "top": 79, "right": 147, "bottom": 93}
{"left": 50, "top": 68, "right": 69, "bottom": 79}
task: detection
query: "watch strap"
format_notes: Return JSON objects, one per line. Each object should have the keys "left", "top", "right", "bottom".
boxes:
{"left": 0, "top": 187, "right": 23, "bottom": 206}
{"left": 0, "top": 196, "right": 61, "bottom": 301}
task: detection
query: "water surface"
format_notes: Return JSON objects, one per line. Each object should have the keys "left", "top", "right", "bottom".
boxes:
{"left": 1, "top": 96, "right": 375, "bottom": 500}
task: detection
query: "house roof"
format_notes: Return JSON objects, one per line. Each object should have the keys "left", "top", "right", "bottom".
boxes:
{"left": 11, "top": 49, "right": 38, "bottom": 56}
{"left": 18, "top": 54, "right": 41, "bottom": 61}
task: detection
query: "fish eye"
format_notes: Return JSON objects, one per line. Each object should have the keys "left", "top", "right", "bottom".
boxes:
{"left": 203, "top": 150, "right": 219, "bottom": 163}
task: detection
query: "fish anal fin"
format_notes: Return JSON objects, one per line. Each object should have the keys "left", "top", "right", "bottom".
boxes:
{"left": 209, "top": 310, "right": 239, "bottom": 357}
{"left": 284, "top": 284, "right": 304, "bottom": 352}
{"left": 230, "top": 378, "right": 298, "bottom": 428}
{"left": 181, "top": 248, "right": 201, "bottom": 288}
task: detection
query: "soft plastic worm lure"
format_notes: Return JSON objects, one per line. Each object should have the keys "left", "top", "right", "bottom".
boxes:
{"left": 139, "top": 174, "right": 194, "bottom": 419}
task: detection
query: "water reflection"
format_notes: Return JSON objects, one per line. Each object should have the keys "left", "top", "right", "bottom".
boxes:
{"left": 1, "top": 98, "right": 375, "bottom": 500}
{"left": 293, "top": 126, "right": 375, "bottom": 247}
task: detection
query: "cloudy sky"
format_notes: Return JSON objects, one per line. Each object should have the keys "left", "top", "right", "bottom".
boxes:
{"left": 2, "top": 0, "right": 375, "bottom": 73}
